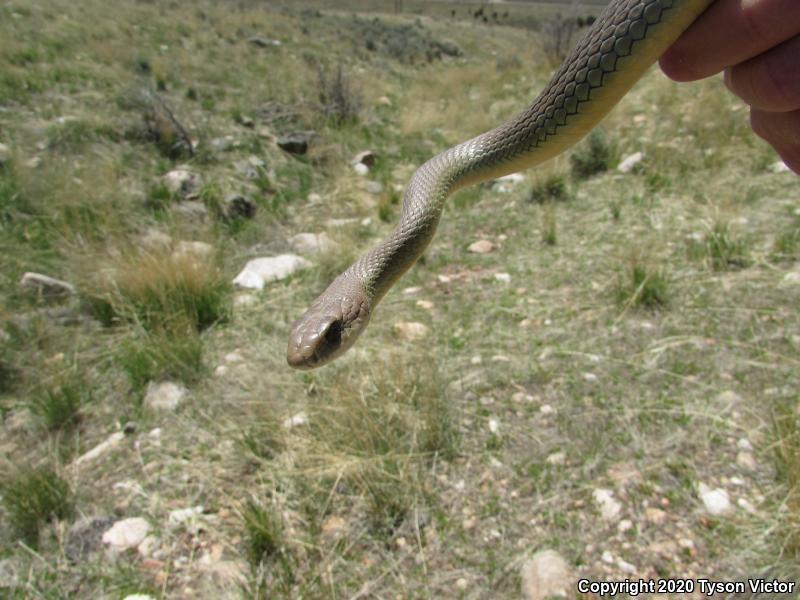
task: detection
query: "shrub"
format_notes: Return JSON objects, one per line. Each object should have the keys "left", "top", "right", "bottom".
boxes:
{"left": 529, "top": 174, "right": 568, "bottom": 204}
{"left": 315, "top": 63, "right": 362, "bottom": 126}
{"left": 1, "top": 467, "right": 74, "bottom": 547}
{"left": 570, "top": 130, "right": 616, "bottom": 179}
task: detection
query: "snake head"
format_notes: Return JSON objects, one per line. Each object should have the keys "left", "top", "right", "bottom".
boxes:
{"left": 287, "top": 278, "right": 371, "bottom": 370}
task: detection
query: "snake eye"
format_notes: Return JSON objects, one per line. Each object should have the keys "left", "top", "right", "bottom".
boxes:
{"left": 324, "top": 320, "right": 343, "bottom": 347}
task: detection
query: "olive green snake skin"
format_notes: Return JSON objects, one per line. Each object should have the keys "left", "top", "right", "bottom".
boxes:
{"left": 288, "top": 0, "right": 715, "bottom": 369}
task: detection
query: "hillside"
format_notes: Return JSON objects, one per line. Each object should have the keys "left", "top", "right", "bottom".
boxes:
{"left": 1, "top": 0, "right": 798, "bottom": 598}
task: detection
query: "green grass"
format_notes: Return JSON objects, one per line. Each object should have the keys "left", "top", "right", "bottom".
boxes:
{"left": 1, "top": 467, "right": 74, "bottom": 548}
{"left": 688, "top": 220, "right": 750, "bottom": 271}
{"left": 29, "top": 367, "right": 90, "bottom": 430}
{"left": 570, "top": 129, "right": 616, "bottom": 179}
{"left": 117, "top": 330, "right": 205, "bottom": 396}
{"left": 614, "top": 259, "right": 669, "bottom": 310}
{"left": 529, "top": 173, "right": 569, "bottom": 204}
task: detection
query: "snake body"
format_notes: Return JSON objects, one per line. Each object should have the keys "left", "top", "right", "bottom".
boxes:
{"left": 288, "top": 0, "right": 715, "bottom": 369}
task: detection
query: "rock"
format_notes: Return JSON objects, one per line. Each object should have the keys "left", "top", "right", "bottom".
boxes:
{"left": 172, "top": 200, "right": 208, "bottom": 222}
{"left": 716, "top": 390, "right": 743, "bottom": 405}
{"left": 618, "top": 519, "right": 633, "bottom": 533}
{"left": 143, "top": 381, "right": 187, "bottom": 411}
{"left": 593, "top": 488, "right": 622, "bottom": 521}
{"left": 232, "top": 255, "right": 311, "bottom": 290}
{"left": 234, "top": 293, "right": 257, "bottom": 308}
{"left": 363, "top": 180, "right": 383, "bottom": 194}
{"left": 163, "top": 169, "right": 201, "bottom": 197}
{"left": 321, "top": 515, "right": 347, "bottom": 538}
{"left": 769, "top": 160, "right": 791, "bottom": 174}
{"left": 737, "top": 498, "right": 756, "bottom": 513}
{"left": 468, "top": 239, "right": 495, "bottom": 254}
{"left": 172, "top": 241, "right": 214, "bottom": 261}
{"left": 0, "top": 142, "right": 9, "bottom": 167}
{"left": 520, "top": 550, "right": 571, "bottom": 600}
{"left": 65, "top": 516, "right": 114, "bottom": 562}
{"left": 71, "top": 432, "right": 126, "bottom": 467}
{"left": 168, "top": 506, "right": 204, "bottom": 526}
{"left": 393, "top": 321, "right": 430, "bottom": 341}
{"left": 698, "top": 483, "right": 731, "bottom": 516}
{"left": 737, "top": 438, "right": 753, "bottom": 451}
{"left": 238, "top": 115, "right": 255, "bottom": 128}
{"left": 488, "top": 418, "right": 500, "bottom": 434}
{"left": 140, "top": 228, "right": 173, "bottom": 250}
{"left": 353, "top": 162, "right": 369, "bottom": 176}
{"left": 26, "top": 156, "right": 42, "bottom": 168}
{"left": 102, "top": 517, "right": 151, "bottom": 552}
{"left": 289, "top": 232, "right": 338, "bottom": 256}
{"left": 20, "top": 272, "right": 76, "bottom": 299}
{"left": 645, "top": 507, "right": 667, "bottom": 525}
{"left": 539, "top": 404, "right": 555, "bottom": 415}
{"left": 123, "top": 596, "right": 156, "bottom": 600}
{"left": 282, "top": 412, "right": 308, "bottom": 428}
{"left": 277, "top": 132, "right": 314, "bottom": 155}
{"left": 617, "top": 151, "right": 644, "bottom": 173}
{"left": 352, "top": 150, "right": 376, "bottom": 168}
{"left": 736, "top": 451, "right": 757, "bottom": 470}
{"left": 494, "top": 272, "right": 511, "bottom": 283}
{"left": 546, "top": 452, "right": 566, "bottom": 466}
{"left": 416, "top": 299, "right": 434, "bottom": 310}
{"left": 782, "top": 270, "right": 800, "bottom": 285}
{"left": 377, "top": 96, "right": 392, "bottom": 107}
{"left": 248, "top": 36, "right": 281, "bottom": 48}
{"left": 223, "top": 194, "right": 256, "bottom": 221}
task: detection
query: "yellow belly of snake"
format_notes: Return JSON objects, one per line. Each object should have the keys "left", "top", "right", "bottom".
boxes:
{"left": 288, "top": 0, "right": 715, "bottom": 369}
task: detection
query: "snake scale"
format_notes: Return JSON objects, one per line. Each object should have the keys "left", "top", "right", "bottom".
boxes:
{"left": 288, "top": 0, "right": 716, "bottom": 369}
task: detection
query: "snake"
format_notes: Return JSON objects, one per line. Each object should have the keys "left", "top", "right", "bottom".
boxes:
{"left": 287, "top": 0, "right": 715, "bottom": 370}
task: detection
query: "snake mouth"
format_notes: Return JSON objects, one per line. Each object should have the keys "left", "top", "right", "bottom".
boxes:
{"left": 287, "top": 314, "right": 349, "bottom": 370}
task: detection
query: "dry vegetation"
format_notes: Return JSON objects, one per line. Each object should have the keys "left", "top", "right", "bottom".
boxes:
{"left": 1, "top": 0, "right": 799, "bottom": 598}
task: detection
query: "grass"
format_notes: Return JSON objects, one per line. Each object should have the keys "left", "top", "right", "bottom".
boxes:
{"left": 1, "top": 467, "right": 74, "bottom": 548}
{"left": 614, "top": 258, "right": 669, "bottom": 311}
{"left": 1, "top": 0, "right": 798, "bottom": 596}
{"left": 688, "top": 220, "right": 751, "bottom": 271}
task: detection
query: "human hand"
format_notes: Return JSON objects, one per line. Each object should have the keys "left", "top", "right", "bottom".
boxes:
{"left": 659, "top": 0, "right": 800, "bottom": 173}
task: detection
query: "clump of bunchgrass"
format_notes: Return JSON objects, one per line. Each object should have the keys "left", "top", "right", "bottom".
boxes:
{"left": 541, "top": 206, "right": 557, "bottom": 246}
{"left": 117, "top": 329, "right": 205, "bottom": 396}
{"left": 529, "top": 173, "right": 569, "bottom": 204}
{"left": 86, "top": 248, "right": 231, "bottom": 333}
{"left": 1, "top": 467, "right": 74, "bottom": 547}
{"left": 687, "top": 220, "right": 750, "bottom": 271}
{"left": 241, "top": 498, "right": 295, "bottom": 592}
{"left": 771, "top": 213, "right": 800, "bottom": 262}
{"left": 570, "top": 130, "right": 616, "bottom": 179}
{"left": 614, "top": 257, "right": 669, "bottom": 310}
{"left": 29, "top": 366, "right": 91, "bottom": 430}
{"left": 315, "top": 62, "right": 362, "bottom": 126}
{"left": 771, "top": 396, "right": 800, "bottom": 556}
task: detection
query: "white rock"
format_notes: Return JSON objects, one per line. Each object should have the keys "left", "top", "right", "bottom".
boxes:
{"left": 698, "top": 483, "right": 731, "bottom": 516}
{"left": 102, "top": 518, "right": 150, "bottom": 552}
{"left": 163, "top": 169, "right": 201, "bottom": 196}
{"left": 393, "top": 321, "right": 429, "bottom": 341}
{"left": 168, "top": 506, "right": 204, "bottom": 526}
{"left": 224, "top": 351, "right": 243, "bottom": 363}
{"left": 140, "top": 228, "right": 173, "bottom": 250}
{"left": 617, "top": 558, "right": 637, "bottom": 574}
{"left": 468, "top": 239, "right": 495, "bottom": 254}
{"left": 353, "top": 162, "right": 369, "bottom": 176}
{"left": 736, "top": 451, "right": 757, "bottom": 470}
{"left": 737, "top": 498, "right": 756, "bottom": 513}
{"left": 283, "top": 412, "right": 308, "bottom": 429}
{"left": 546, "top": 452, "right": 566, "bottom": 466}
{"left": 403, "top": 286, "right": 422, "bottom": 295}
{"left": 769, "top": 160, "right": 791, "bottom": 174}
{"left": 143, "top": 381, "right": 187, "bottom": 411}
{"left": 233, "top": 255, "right": 311, "bottom": 290}
{"left": 601, "top": 550, "right": 614, "bottom": 564}
{"left": 123, "top": 595, "right": 156, "bottom": 600}
{"left": 593, "top": 488, "right": 622, "bottom": 521}
{"left": 137, "top": 535, "right": 159, "bottom": 557}
{"left": 617, "top": 151, "right": 644, "bottom": 173}
{"left": 520, "top": 550, "right": 571, "bottom": 600}
{"left": 736, "top": 438, "right": 753, "bottom": 451}
{"left": 582, "top": 372, "right": 598, "bottom": 383}
{"left": 618, "top": 519, "right": 633, "bottom": 533}
{"left": 289, "top": 232, "right": 338, "bottom": 256}
{"left": 494, "top": 272, "right": 511, "bottom": 283}
{"left": 488, "top": 418, "right": 500, "bottom": 434}
{"left": 20, "top": 272, "right": 76, "bottom": 298}
{"left": 782, "top": 271, "right": 800, "bottom": 285}
{"left": 71, "top": 432, "right": 126, "bottom": 467}
{"left": 539, "top": 404, "right": 555, "bottom": 415}
{"left": 416, "top": 299, "right": 434, "bottom": 310}
{"left": 495, "top": 173, "right": 524, "bottom": 186}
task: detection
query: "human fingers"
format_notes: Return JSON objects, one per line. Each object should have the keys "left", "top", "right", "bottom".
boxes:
{"left": 750, "top": 107, "right": 800, "bottom": 173}
{"left": 723, "top": 34, "right": 800, "bottom": 112}
{"left": 659, "top": 0, "right": 800, "bottom": 82}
